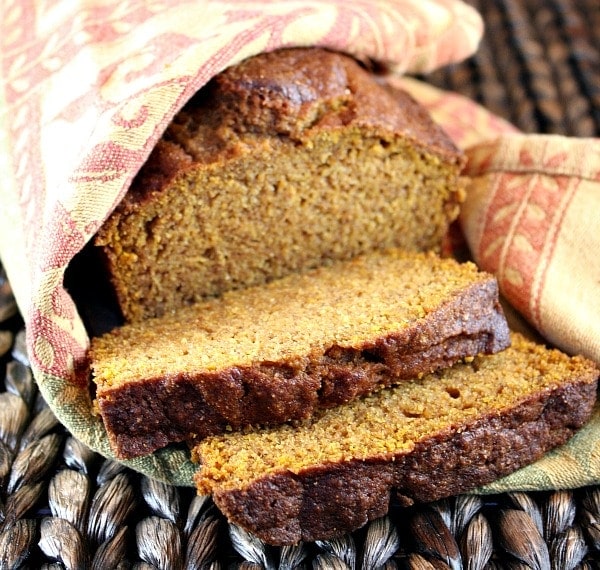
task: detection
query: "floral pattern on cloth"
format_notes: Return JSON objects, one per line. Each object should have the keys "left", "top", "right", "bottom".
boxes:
{"left": 0, "top": 0, "right": 598, "bottom": 492}
{"left": 461, "top": 134, "right": 600, "bottom": 365}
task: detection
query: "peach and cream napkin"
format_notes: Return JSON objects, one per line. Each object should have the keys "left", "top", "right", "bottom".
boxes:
{"left": 0, "top": 0, "right": 598, "bottom": 491}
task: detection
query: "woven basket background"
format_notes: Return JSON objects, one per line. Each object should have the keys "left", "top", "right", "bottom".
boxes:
{"left": 1, "top": 0, "right": 599, "bottom": 567}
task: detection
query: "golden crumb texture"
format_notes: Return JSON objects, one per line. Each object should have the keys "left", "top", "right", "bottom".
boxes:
{"left": 93, "top": 48, "right": 466, "bottom": 322}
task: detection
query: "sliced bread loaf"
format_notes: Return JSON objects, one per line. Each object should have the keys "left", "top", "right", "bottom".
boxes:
{"left": 93, "top": 47, "right": 466, "bottom": 322}
{"left": 90, "top": 249, "right": 510, "bottom": 458}
{"left": 192, "top": 333, "right": 599, "bottom": 545}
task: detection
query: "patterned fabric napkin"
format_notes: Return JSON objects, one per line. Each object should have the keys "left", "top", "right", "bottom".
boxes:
{"left": 0, "top": 0, "right": 598, "bottom": 492}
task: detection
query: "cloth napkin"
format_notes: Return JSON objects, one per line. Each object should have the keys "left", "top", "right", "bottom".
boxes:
{"left": 0, "top": 0, "right": 598, "bottom": 493}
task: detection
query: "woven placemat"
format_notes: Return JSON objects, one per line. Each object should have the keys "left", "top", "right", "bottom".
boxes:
{"left": 424, "top": 0, "right": 600, "bottom": 138}
{"left": 2, "top": 0, "right": 600, "bottom": 567}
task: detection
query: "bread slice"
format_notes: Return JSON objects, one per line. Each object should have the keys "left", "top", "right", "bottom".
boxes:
{"left": 90, "top": 249, "right": 510, "bottom": 459}
{"left": 192, "top": 333, "right": 599, "bottom": 546}
{"left": 93, "top": 47, "right": 466, "bottom": 322}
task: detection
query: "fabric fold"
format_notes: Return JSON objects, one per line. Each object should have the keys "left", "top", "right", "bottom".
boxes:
{"left": 460, "top": 134, "right": 600, "bottom": 365}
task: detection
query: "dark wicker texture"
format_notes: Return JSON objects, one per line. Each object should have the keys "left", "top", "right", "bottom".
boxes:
{"left": 1, "top": 0, "right": 600, "bottom": 567}
{"left": 425, "top": 0, "right": 600, "bottom": 137}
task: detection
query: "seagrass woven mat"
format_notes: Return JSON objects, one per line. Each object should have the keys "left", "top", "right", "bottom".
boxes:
{"left": 1, "top": 0, "right": 600, "bottom": 568}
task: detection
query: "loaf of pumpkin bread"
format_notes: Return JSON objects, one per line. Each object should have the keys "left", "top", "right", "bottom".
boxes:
{"left": 94, "top": 47, "right": 466, "bottom": 322}
{"left": 192, "top": 333, "right": 599, "bottom": 546}
{"left": 90, "top": 249, "right": 510, "bottom": 459}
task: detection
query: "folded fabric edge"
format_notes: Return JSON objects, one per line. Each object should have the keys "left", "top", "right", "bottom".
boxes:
{"left": 460, "top": 133, "right": 600, "bottom": 364}
{"left": 464, "top": 133, "right": 600, "bottom": 181}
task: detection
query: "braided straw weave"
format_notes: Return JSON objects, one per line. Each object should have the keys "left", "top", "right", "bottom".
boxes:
{"left": 1, "top": 0, "right": 600, "bottom": 567}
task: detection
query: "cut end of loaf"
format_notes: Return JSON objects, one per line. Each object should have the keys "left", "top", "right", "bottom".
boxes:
{"left": 93, "top": 48, "right": 466, "bottom": 323}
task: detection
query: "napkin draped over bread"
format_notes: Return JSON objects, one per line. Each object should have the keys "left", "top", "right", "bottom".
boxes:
{"left": 0, "top": 0, "right": 598, "bottom": 489}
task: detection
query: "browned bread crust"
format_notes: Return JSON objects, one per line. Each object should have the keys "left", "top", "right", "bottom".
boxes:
{"left": 94, "top": 48, "right": 466, "bottom": 322}
{"left": 192, "top": 334, "right": 599, "bottom": 545}
{"left": 90, "top": 250, "right": 510, "bottom": 458}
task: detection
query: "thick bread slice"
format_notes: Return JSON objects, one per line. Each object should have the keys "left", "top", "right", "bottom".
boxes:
{"left": 192, "top": 333, "right": 599, "bottom": 546}
{"left": 90, "top": 249, "right": 510, "bottom": 458}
